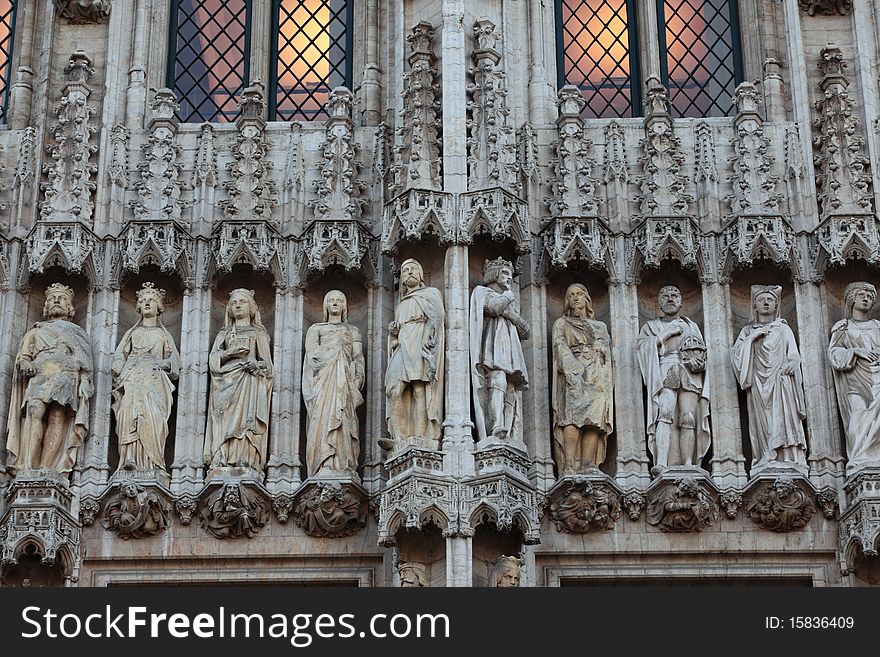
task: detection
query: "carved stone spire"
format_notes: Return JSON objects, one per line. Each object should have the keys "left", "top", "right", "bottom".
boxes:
{"left": 636, "top": 77, "right": 692, "bottom": 217}
{"left": 391, "top": 22, "right": 442, "bottom": 195}
{"left": 466, "top": 18, "right": 518, "bottom": 193}
{"left": 547, "top": 85, "right": 599, "bottom": 219}
{"left": 131, "top": 88, "right": 184, "bottom": 223}
{"left": 603, "top": 122, "right": 629, "bottom": 183}
{"left": 694, "top": 123, "right": 718, "bottom": 185}
{"left": 40, "top": 50, "right": 98, "bottom": 225}
{"left": 308, "top": 87, "right": 366, "bottom": 223}
{"left": 813, "top": 46, "right": 873, "bottom": 219}
{"left": 726, "top": 82, "right": 783, "bottom": 216}
{"left": 219, "top": 81, "right": 278, "bottom": 223}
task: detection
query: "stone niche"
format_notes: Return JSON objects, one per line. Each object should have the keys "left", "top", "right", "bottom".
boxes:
{"left": 109, "top": 269, "right": 184, "bottom": 476}
{"left": 545, "top": 266, "right": 615, "bottom": 477}
{"left": 637, "top": 265, "right": 710, "bottom": 472}
{"left": 24, "top": 269, "right": 91, "bottom": 330}
{"left": 301, "top": 268, "right": 369, "bottom": 480}
{"left": 394, "top": 526, "right": 445, "bottom": 588}
{"left": 728, "top": 263, "right": 800, "bottom": 477}
{"left": 472, "top": 524, "right": 523, "bottom": 587}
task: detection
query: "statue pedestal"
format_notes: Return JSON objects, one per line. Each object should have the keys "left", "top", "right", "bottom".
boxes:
{"left": 385, "top": 446, "right": 444, "bottom": 484}
{"left": 839, "top": 466, "right": 880, "bottom": 583}
{"left": 0, "top": 470, "right": 81, "bottom": 581}
{"left": 743, "top": 466, "right": 817, "bottom": 532}
{"left": 547, "top": 472, "right": 623, "bottom": 532}
{"left": 204, "top": 465, "right": 264, "bottom": 483}
{"left": 645, "top": 466, "right": 719, "bottom": 532}
{"left": 109, "top": 466, "right": 171, "bottom": 489}
{"left": 293, "top": 474, "right": 368, "bottom": 538}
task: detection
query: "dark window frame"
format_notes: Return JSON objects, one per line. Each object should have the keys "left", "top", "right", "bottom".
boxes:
{"left": 656, "top": 0, "right": 744, "bottom": 118}
{"left": 268, "top": 0, "right": 354, "bottom": 122}
{"left": 555, "top": 0, "right": 643, "bottom": 118}
{"left": 0, "top": 0, "right": 18, "bottom": 124}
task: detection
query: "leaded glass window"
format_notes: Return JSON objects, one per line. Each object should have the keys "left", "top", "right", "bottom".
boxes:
{"left": 168, "top": 0, "right": 250, "bottom": 123}
{"left": 272, "top": 0, "right": 351, "bottom": 121}
{"left": 0, "top": 0, "right": 17, "bottom": 124}
{"left": 659, "top": 0, "right": 742, "bottom": 118}
{"left": 557, "top": 0, "right": 639, "bottom": 118}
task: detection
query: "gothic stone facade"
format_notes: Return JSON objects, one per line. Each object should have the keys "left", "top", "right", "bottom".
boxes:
{"left": 0, "top": 0, "right": 879, "bottom": 587}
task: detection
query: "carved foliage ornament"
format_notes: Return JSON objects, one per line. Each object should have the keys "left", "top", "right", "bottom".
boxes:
{"left": 547, "top": 86, "right": 600, "bottom": 219}
{"left": 131, "top": 89, "right": 184, "bottom": 223}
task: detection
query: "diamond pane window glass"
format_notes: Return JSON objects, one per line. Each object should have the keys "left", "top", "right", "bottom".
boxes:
{"left": 559, "top": 0, "right": 636, "bottom": 118}
{"left": 0, "top": 0, "right": 16, "bottom": 123}
{"left": 169, "top": 0, "right": 249, "bottom": 123}
{"left": 273, "top": 0, "right": 349, "bottom": 121}
{"left": 660, "top": 0, "right": 741, "bottom": 118}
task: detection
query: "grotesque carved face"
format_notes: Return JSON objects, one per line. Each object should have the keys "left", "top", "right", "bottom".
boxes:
{"left": 754, "top": 292, "right": 778, "bottom": 319}
{"left": 658, "top": 286, "right": 682, "bottom": 317}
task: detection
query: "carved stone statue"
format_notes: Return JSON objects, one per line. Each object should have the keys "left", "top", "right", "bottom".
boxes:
{"left": 552, "top": 283, "right": 613, "bottom": 474}
{"left": 470, "top": 258, "right": 530, "bottom": 443}
{"left": 204, "top": 289, "right": 274, "bottom": 474}
{"left": 399, "top": 562, "right": 429, "bottom": 587}
{"left": 828, "top": 281, "right": 880, "bottom": 471}
{"left": 646, "top": 477, "right": 718, "bottom": 532}
{"left": 731, "top": 285, "right": 807, "bottom": 472}
{"left": 54, "top": 0, "right": 112, "bottom": 24}
{"left": 293, "top": 480, "right": 367, "bottom": 538}
{"left": 101, "top": 482, "right": 170, "bottom": 539}
{"left": 383, "top": 259, "right": 445, "bottom": 453}
{"left": 302, "top": 290, "right": 365, "bottom": 478}
{"left": 746, "top": 477, "right": 816, "bottom": 532}
{"left": 112, "top": 283, "right": 180, "bottom": 473}
{"left": 637, "top": 285, "right": 711, "bottom": 476}
{"left": 7, "top": 283, "right": 94, "bottom": 476}
{"left": 489, "top": 555, "right": 522, "bottom": 587}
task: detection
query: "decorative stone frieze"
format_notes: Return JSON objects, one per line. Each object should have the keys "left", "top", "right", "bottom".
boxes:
{"left": 293, "top": 479, "right": 368, "bottom": 538}
{"left": 390, "top": 22, "right": 442, "bottom": 195}
{"left": 814, "top": 215, "right": 880, "bottom": 268}
{"left": 541, "top": 217, "right": 609, "bottom": 270}
{"left": 41, "top": 51, "right": 98, "bottom": 226}
{"left": 636, "top": 216, "right": 701, "bottom": 270}
{"left": 547, "top": 474, "right": 623, "bottom": 532}
{"left": 377, "top": 471, "right": 457, "bottom": 545}
{"left": 720, "top": 215, "right": 793, "bottom": 275}
{"left": 219, "top": 83, "right": 278, "bottom": 224}
{"left": 467, "top": 19, "right": 518, "bottom": 194}
{"left": 302, "top": 219, "right": 375, "bottom": 274}
{"left": 120, "top": 220, "right": 191, "bottom": 278}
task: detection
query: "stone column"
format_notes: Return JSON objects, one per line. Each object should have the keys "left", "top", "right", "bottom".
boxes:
{"left": 701, "top": 278, "right": 747, "bottom": 490}
{"left": 363, "top": 281, "right": 392, "bottom": 493}
{"left": 361, "top": 0, "right": 382, "bottom": 125}
{"left": 78, "top": 246, "right": 121, "bottom": 496}
{"left": 248, "top": 0, "right": 270, "bottom": 88}
{"left": 521, "top": 278, "right": 553, "bottom": 491}
{"left": 170, "top": 247, "right": 212, "bottom": 497}
{"left": 0, "top": 242, "right": 29, "bottom": 469}
{"left": 7, "top": 0, "right": 37, "bottom": 129}
{"left": 795, "top": 280, "right": 844, "bottom": 489}
{"left": 608, "top": 275, "right": 650, "bottom": 490}
{"left": 444, "top": 531, "right": 473, "bottom": 587}
{"left": 266, "top": 284, "right": 304, "bottom": 493}
{"left": 527, "top": 0, "right": 554, "bottom": 125}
